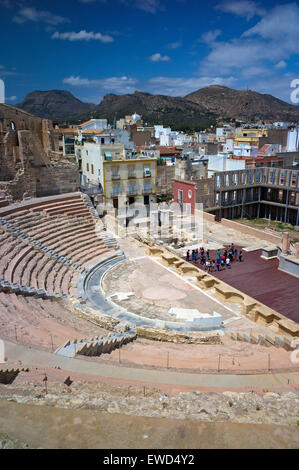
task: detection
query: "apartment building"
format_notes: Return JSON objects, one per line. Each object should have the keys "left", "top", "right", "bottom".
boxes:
{"left": 76, "top": 141, "right": 157, "bottom": 207}
{"left": 207, "top": 167, "right": 299, "bottom": 225}
{"left": 174, "top": 167, "right": 299, "bottom": 224}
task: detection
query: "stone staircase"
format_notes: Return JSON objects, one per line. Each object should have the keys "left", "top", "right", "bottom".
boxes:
{"left": 0, "top": 280, "right": 67, "bottom": 301}
{"left": 55, "top": 329, "right": 137, "bottom": 358}
{"left": 100, "top": 230, "right": 119, "bottom": 250}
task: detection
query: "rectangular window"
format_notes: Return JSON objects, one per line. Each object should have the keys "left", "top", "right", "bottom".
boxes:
{"left": 144, "top": 181, "right": 151, "bottom": 193}
{"left": 178, "top": 189, "right": 183, "bottom": 204}
{"left": 128, "top": 181, "right": 136, "bottom": 195}
{"left": 112, "top": 166, "right": 118, "bottom": 177}
{"left": 112, "top": 184, "right": 119, "bottom": 196}
{"left": 91, "top": 164, "right": 94, "bottom": 175}
{"left": 86, "top": 163, "right": 89, "bottom": 172}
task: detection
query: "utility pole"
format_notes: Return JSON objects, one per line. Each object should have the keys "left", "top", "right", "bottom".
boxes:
{"left": 43, "top": 373, "right": 48, "bottom": 394}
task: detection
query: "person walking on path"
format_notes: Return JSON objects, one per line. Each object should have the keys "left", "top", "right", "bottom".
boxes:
{"left": 216, "top": 258, "right": 221, "bottom": 272}
{"left": 186, "top": 249, "right": 190, "bottom": 261}
{"left": 239, "top": 250, "right": 243, "bottom": 262}
{"left": 226, "top": 257, "right": 231, "bottom": 268}
{"left": 234, "top": 248, "right": 238, "bottom": 261}
{"left": 217, "top": 249, "right": 221, "bottom": 258}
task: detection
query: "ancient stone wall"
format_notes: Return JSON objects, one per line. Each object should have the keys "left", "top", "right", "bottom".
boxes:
{"left": 0, "top": 103, "right": 77, "bottom": 201}
{"left": 36, "top": 164, "right": 78, "bottom": 197}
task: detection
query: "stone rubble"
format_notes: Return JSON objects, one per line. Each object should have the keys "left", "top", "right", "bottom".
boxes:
{"left": 0, "top": 381, "right": 298, "bottom": 426}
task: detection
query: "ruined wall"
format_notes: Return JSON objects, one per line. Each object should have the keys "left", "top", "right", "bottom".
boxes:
{"left": 157, "top": 164, "right": 175, "bottom": 196}
{"left": 0, "top": 103, "right": 77, "bottom": 201}
{"left": 36, "top": 164, "right": 78, "bottom": 197}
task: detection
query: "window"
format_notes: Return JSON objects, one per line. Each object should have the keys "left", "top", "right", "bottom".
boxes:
{"left": 91, "top": 164, "right": 94, "bottom": 175}
{"left": 112, "top": 166, "right": 118, "bottom": 177}
{"left": 144, "top": 166, "right": 151, "bottom": 177}
{"left": 112, "top": 184, "right": 119, "bottom": 196}
{"left": 128, "top": 181, "right": 136, "bottom": 195}
{"left": 86, "top": 163, "right": 89, "bottom": 172}
{"left": 144, "top": 181, "right": 151, "bottom": 193}
{"left": 178, "top": 189, "right": 183, "bottom": 204}
{"left": 128, "top": 165, "right": 135, "bottom": 178}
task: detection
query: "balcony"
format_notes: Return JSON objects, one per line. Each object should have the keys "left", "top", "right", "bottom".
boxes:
{"left": 112, "top": 174, "right": 121, "bottom": 180}
{"left": 128, "top": 173, "right": 136, "bottom": 179}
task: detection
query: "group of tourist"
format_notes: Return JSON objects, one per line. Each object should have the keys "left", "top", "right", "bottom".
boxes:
{"left": 186, "top": 244, "right": 243, "bottom": 273}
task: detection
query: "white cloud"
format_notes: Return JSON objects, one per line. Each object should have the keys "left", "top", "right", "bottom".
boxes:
{"left": 274, "top": 60, "right": 287, "bottom": 70}
{"left": 52, "top": 30, "right": 114, "bottom": 43}
{"left": 63, "top": 75, "right": 138, "bottom": 94}
{"left": 120, "top": 0, "right": 163, "bottom": 14}
{"left": 146, "top": 76, "right": 236, "bottom": 96}
{"left": 196, "top": 3, "right": 299, "bottom": 102}
{"left": 215, "top": 1, "right": 265, "bottom": 20}
{"left": 0, "top": 65, "right": 17, "bottom": 76}
{"left": 243, "top": 2, "right": 299, "bottom": 55}
{"left": 13, "top": 7, "right": 70, "bottom": 25}
{"left": 78, "top": 0, "right": 163, "bottom": 13}
{"left": 200, "top": 29, "right": 221, "bottom": 45}
{"left": 167, "top": 41, "right": 182, "bottom": 49}
{"left": 149, "top": 53, "right": 170, "bottom": 62}
{"left": 6, "top": 95, "right": 17, "bottom": 101}
{"left": 200, "top": 38, "right": 283, "bottom": 76}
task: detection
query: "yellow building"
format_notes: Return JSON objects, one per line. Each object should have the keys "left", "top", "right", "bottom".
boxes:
{"left": 104, "top": 157, "right": 157, "bottom": 208}
{"left": 75, "top": 141, "right": 157, "bottom": 207}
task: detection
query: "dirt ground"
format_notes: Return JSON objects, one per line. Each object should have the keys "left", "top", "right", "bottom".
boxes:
{"left": 1, "top": 400, "right": 298, "bottom": 449}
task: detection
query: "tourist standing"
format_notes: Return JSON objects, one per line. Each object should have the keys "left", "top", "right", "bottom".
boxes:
{"left": 239, "top": 250, "right": 243, "bottom": 262}
{"left": 186, "top": 250, "right": 190, "bottom": 261}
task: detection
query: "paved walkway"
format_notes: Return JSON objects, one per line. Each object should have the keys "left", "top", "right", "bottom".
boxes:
{"left": 3, "top": 340, "right": 299, "bottom": 392}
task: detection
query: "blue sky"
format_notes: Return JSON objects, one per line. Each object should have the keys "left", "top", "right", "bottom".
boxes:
{"left": 0, "top": 0, "right": 299, "bottom": 104}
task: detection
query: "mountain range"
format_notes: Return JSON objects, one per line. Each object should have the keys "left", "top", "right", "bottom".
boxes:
{"left": 16, "top": 86, "right": 299, "bottom": 130}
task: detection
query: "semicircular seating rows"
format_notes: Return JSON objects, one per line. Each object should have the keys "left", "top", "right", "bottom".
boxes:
{"left": 0, "top": 193, "right": 119, "bottom": 350}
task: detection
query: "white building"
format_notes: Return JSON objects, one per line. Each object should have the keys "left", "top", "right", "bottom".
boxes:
{"left": 208, "top": 154, "right": 245, "bottom": 177}
{"left": 273, "top": 122, "right": 290, "bottom": 129}
{"left": 78, "top": 119, "right": 108, "bottom": 131}
{"left": 286, "top": 127, "right": 299, "bottom": 152}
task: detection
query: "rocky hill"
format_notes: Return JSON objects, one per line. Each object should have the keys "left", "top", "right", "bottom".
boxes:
{"left": 17, "top": 90, "right": 96, "bottom": 120}
{"left": 79, "top": 90, "right": 216, "bottom": 131}
{"left": 185, "top": 85, "right": 299, "bottom": 122}
{"left": 16, "top": 86, "right": 299, "bottom": 127}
